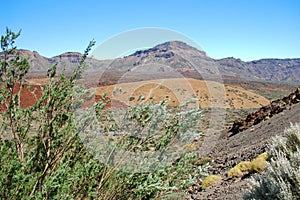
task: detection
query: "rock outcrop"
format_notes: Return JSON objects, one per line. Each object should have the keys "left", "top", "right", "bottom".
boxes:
{"left": 229, "top": 87, "right": 300, "bottom": 136}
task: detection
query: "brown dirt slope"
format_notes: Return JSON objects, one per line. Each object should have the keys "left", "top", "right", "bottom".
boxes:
{"left": 95, "top": 78, "right": 269, "bottom": 109}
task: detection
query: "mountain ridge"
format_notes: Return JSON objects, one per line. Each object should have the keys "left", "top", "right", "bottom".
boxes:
{"left": 8, "top": 41, "right": 300, "bottom": 84}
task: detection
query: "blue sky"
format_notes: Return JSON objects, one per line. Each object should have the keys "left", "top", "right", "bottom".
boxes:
{"left": 1, "top": 0, "right": 299, "bottom": 61}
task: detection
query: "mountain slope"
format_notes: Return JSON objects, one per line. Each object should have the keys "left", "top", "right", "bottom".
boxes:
{"left": 189, "top": 88, "right": 300, "bottom": 199}
{"left": 103, "top": 41, "right": 300, "bottom": 84}
{"left": 16, "top": 49, "right": 110, "bottom": 73}
{"left": 7, "top": 41, "right": 300, "bottom": 84}
{"left": 218, "top": 57, "right": 300, "bottom": 84}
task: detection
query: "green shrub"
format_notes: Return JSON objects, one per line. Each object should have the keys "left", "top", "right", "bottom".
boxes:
{"left": 244, "top": 123, "right": 300, "bottom": 199}
{"left": 129, "top": 96, "right": 135, "bottom": 101}
{"left": 0, "top": 29, "right": 208, "bottom": 199}
{"left": 195, "top": 157, "right": 213, "bottom": 166}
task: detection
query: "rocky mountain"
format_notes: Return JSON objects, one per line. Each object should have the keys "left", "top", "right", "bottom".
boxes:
{"left": 105, "top": 41, "right": 219, "bottom": 78}
{"left": 15, "top": 49, "right": 110, "bottom": 73}
{"left": 123, "top": 41, "right": 300, "bottom": 84}
{"left": 6, "top": 41, "right": 300, "bottom": 84}
{"left": 217, "top": 57, "right": 300, "bottom": 84}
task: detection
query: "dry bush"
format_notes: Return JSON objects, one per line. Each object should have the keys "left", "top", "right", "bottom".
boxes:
{"left": 244, "top": 123, "right": 300, "bottom": 200}
{"left": 201, "top": 175, "right": 222, "bottom": 190}
{"left": 228, "top": 153, "right": 268, "bottom": 178}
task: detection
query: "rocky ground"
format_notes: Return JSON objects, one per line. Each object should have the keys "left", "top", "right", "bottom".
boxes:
{"left": 186, "top": 88, "right": 300, "bottom": 199}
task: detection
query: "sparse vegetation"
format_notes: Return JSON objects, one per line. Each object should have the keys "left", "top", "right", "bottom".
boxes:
{"left": 244, "top": 123, "right": 300, "bottom": 199}
{"left": 129, "top": 96, "right": 135, "bottom": 101}
{"left": 1, "top": 26, "right": 298, "bottom": 199}
{"left": 255, "top": 89, "right": 294, "bottom": 101}
{"left": 0, "top": 29, "right": 210, "bottom": 199}
{"left": 195, "top": 157, "right": 213, "bottom": 166}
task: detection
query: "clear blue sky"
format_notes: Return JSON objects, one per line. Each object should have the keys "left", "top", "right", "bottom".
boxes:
{"left": 1, "top": 0, "right": 299, "bottom": 61}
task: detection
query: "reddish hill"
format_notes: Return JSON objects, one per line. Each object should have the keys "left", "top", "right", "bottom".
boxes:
{"left": 0, "top": 83, "right": 42, "bottom": 112}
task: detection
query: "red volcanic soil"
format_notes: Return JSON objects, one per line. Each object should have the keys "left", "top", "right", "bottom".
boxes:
{"left": 0, "top": 83, "right": 42, "bottom": 112}
{"left": 0, "top": 81, "right": 126, "bottom": 112}
{"left": 0, "top": 80, "right": 127, "bottom": 113}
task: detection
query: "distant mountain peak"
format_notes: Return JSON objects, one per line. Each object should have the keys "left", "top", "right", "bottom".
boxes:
{"left": 129, "top": 40, "right": 206, "bottom": 57}
{"left": 52, "top": 52, "right": 82, "bottom": 59}
{"left": 154, "top": 41, "right": 193, "bottom": 50}
{"left": 217, "top": 57, "right": 243, "bottom": 62}
{"left": 18, "top": 49, "right": 40, "bottom": 58}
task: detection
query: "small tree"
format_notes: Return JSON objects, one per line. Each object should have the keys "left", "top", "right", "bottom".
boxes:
{"left": 0, "top": 28, "right": 209, "bottom": 199}
{"left": 0, "top": 28, "right": 105, "bottom": 199}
